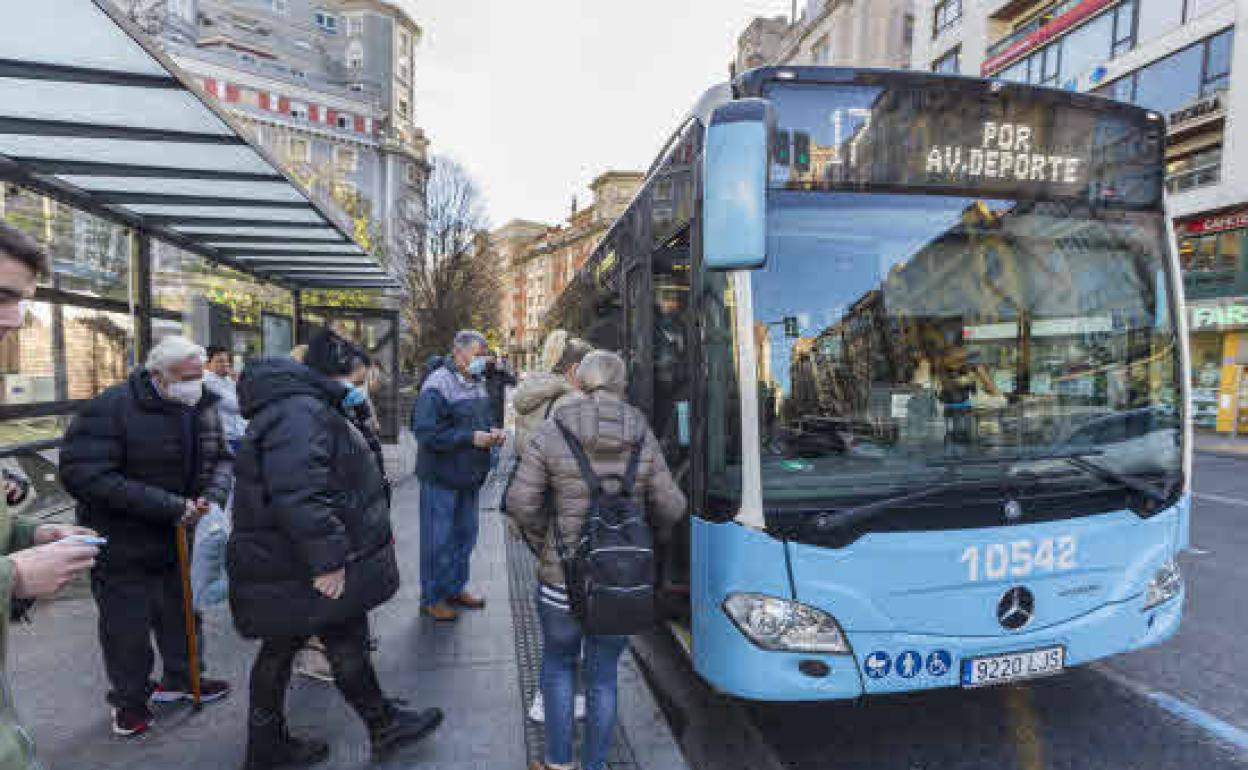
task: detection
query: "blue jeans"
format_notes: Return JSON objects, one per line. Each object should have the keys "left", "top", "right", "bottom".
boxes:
{"left": 418, "top": 482, "right": 480, "bottom": 607}
{"left": 538, "top": 590, "right": 628, "bottom": 770}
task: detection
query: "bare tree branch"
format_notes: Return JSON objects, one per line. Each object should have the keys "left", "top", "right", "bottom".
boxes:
{"left": 398, "top": 157, "right": 501, "bottom": 369}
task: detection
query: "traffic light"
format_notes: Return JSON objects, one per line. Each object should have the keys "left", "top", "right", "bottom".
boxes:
{"left": 773, "top": 129, "right": 792, "bottom": 166}
{"left": 783, "top": 316, "right": 799, "bottom": 338}
{"left": 793, "top": 131, "right": 811, "bottom": 173}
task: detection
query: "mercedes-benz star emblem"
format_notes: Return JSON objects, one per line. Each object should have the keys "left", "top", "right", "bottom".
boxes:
{"left": 1003, "top": 500, "right": 1023, "bottom": 522}
{"left": 997, "top": 586, "right": 1035, "bottom": 630}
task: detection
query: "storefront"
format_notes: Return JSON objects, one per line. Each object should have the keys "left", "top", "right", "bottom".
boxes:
{"left": 1177, "top": 208, "right": 1248, "bottom": 432}
{"left": 0, "top": 1, "right": 400, "bottom": 518}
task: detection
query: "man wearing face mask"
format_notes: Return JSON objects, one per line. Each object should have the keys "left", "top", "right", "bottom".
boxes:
{"left": 60, "top": 336, "right": 234, "bottom": 737}
{"left": 412, "top": 330, "right": 502, "bottom": 621}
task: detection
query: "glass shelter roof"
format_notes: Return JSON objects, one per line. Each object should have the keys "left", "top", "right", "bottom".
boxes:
{"left": 0, "top": 0, "right": 397, "bottom": 289}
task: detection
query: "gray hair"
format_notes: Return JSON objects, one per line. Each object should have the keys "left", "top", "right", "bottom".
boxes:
{"left": 146, "top": 335, "right": 206, "bottom": 375}
{"left": 576, "top": 350, "right": 627, "bottom": 396}
{"left": 452, "top": 329, "right": 488, "bottom": 353}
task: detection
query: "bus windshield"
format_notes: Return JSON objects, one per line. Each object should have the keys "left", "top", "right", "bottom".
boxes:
{"left": 741, "top": 189, "right": 1182, "bottom": 516}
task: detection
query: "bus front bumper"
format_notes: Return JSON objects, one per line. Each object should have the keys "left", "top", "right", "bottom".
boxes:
{"left": 691, "top": 586, "right": 1183, "bottom": 702}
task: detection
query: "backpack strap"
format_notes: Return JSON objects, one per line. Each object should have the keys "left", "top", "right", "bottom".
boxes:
{"left": 554, "top": 419, "right": 601, "bottom": 495}
{"left": 621, "top": 429, "right": 645, "bottom": 495}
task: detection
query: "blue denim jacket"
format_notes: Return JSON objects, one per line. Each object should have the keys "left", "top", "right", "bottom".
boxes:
{"left": 413, "top": 365, "right": 493, "bottom": 489}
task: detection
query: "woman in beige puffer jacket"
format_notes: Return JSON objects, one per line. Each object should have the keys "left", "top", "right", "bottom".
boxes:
{"left": 506, "top": 351, "right": 686, "bottom": 770}
{"left": 511, "top": 330, "right": 593, "bottom": 453}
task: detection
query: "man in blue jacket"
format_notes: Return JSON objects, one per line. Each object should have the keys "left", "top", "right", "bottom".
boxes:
{"left": 413, "top": 330, "right": 503, "bottom": 621}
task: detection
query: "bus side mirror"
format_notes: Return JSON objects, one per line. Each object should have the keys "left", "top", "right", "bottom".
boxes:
{"left": 702, "top": 98, "right": 770, "bottom": 271}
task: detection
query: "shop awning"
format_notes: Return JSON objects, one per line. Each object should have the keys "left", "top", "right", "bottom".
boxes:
{"left": 0, "top": 0, "right": 398, "bottom": 289}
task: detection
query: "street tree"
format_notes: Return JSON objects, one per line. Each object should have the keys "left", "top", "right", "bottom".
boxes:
{"left": 399, "top": 157, "right": 501, "bottom": 373}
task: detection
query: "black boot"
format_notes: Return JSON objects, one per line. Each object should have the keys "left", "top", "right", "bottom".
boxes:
{"left": 367, "top": 699, "right": 444, "bottom": 761}
{"left": 244, "top": 709, "right": 331, "bottom": 770}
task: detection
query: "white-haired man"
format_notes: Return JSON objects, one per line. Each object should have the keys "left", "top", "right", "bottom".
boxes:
{"left": 412, "top": 330, "right": 503, "bottom": 621}
{"left": 60, "top": 336, "right": 234, "bottom": 737}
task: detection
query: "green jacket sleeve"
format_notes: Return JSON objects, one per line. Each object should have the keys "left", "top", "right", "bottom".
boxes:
{"left": 7, "top": 516, "right": 38, "bottom": 554}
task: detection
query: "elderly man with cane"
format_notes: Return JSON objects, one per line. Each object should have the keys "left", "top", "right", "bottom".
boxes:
{"left": 61, "top": 336, "right": 234, "bottom": 737}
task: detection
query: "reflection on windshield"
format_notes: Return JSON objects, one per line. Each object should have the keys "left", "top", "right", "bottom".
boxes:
{"left": 744, "top": 192, "right": 1181, "bottom": 508}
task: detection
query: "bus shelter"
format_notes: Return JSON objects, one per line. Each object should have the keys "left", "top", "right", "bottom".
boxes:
{"left": 0, "top": 0, "right": 400, "bottom": 517}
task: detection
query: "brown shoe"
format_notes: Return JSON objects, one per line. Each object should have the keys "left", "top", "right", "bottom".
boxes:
{"left": 421, "top": 603, "right": 458, "bottom": 621}
{"left": 448, "top": 592, "right": 486, "bottom": 610}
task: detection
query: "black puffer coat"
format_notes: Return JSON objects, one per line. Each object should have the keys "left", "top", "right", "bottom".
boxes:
{"left": 60, "top": 368, "right": 233, "bottom": 572}
{"left": 227, "top": 358, "right": 398, "bottom": 639}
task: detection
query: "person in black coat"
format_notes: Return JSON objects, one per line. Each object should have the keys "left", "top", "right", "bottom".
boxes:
{"left": 482, "top": 350, "right": 516, "bottom": 430}
{"left": 59, "top": 336, "right": 235, "bottom": 737}
{"left": 229, "top": 330, "right": 442, "bottom": 769}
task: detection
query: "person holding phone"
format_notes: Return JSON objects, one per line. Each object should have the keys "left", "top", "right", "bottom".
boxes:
{"left": 412, "top": 330, "right": 502, "bottom": 621}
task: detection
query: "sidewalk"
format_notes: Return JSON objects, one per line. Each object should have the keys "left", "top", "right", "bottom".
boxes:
{"left": 1194, "top": 432, "right": 1248, "bottom": 459}
{"left": 8, "top": 470, "right": 685, "bottom": 770}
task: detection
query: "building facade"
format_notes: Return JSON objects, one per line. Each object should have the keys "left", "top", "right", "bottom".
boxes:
{"left": 121, "top": 0, "right": 430, "bottom": 268}
{"left": 492, "top": 172, "right": 644, "bottom": 368}
{"left": 910, "top": 0, "right": 1244, "bottom": 431}
{"left": 733, "top": 0, "right": 914, "bottom": 74}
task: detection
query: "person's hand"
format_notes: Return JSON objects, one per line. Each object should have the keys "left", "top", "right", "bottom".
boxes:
{"left": 313, "top": 568, "right": 346, "bottom": 600}
{"left": 9, "top": 541, "right": 98, "bottom": 599}
{"left": 490, "top": 429, "right": 507, "bottom": 446}
{"left": 3, "top": 476, "right": 27, "bottom": 506}
{"left": 473, "top": 431, "right": 496, "bottom": 449}
{"left": 32, "top": 524, "right": 99, "bottom": 546}
{"left": 180, "top": 498, "right": 209, "bottom": 527}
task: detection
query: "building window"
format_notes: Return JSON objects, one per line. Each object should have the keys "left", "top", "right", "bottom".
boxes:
{"left": 287, "top": 136, "right": 311, "bottom": 163}
{"left": 1180, "top": 229, "right": 1240, "bottom": 274}
{"left": 291, "top": 68, "right": 307, "bottom": 79}
{"left": 812, "top": 34, "right": 831, "bottom": 65}
{"left": 1038, "top": 43, "right": 1062, "bottom": 85}
{"left": 314, "top": 10, "right": 338, "bottom": 34}
{"left": 1111, "top": 0, "right": 1136, "bottom": 57}
{"left": 1136, "top": 0, "right": 1184, "bottom": 46}
{"left": 933, "top": 0, "right": 962, "bottom": 37}
{"left": 335, "top": 146, "right": 358, "bottom": 172}
{"left": 347, "top": 41, "right": 364, "bottom": 70}
{"left": 349, "top": 83, "right": 365, "bottom": 92}
{"left": 405, "top": 163, "right": 419, "bottom": 185}
{"left": 399, "top": 31, "right": 412, "bottom": 57}
{"left": 289, "top": 102, "right": 308, "bottom": 120}
{"left": 336, "top": 114, "right": 352, "bottom": 130}
{"left": 1099, "top": 28, "right": 1234, "bottom": 116}
{"left": 398, "top": 96, "right": 410, "bottom": 120}
{"left": 346, "top": 14, "right": 364, "bottom": 36}
{"left": 270, "top": 0, "right": 288, "bottom": 13}
{"left": 932, "top": 46, "right": 960, "bottom": 74}
{"left": 1167, "top": 145, "right": 1222, "bottom": 194}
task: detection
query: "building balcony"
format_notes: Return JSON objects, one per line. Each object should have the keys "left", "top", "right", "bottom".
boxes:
{"left": 985, "top": 0, "right": 1084, "bottom": 58}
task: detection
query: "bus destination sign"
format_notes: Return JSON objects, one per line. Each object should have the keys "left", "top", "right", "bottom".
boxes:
{"left": 765, "top": 82, "right": 1161, "bottom": 206}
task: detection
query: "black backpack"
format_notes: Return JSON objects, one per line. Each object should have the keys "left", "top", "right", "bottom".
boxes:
{"left": 552, "top": 419, "right": 657, "bottom": 636}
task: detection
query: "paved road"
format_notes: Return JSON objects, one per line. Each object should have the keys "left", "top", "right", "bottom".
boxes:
{"left": 650, "top": 453, "right": 1248, "bottom": 770}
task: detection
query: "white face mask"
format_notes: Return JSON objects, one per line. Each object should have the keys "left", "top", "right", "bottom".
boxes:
{"left": 165, "top": 379, "right": 204, "bottom": 407}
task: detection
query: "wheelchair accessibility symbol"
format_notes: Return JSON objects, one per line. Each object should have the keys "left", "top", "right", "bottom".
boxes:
{"left": 865, "top": 651, "right": 891, "bottom": 679}
{"left": 927, "top": 650, "right": 952, "bottom": 677}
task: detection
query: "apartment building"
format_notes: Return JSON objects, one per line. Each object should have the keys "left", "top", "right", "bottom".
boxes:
{"left": 734, "top": 0, "right": 914, "bottom": 73}
{"left": 912, "top": 0, "right": 1245, "bottom": 431}
{"left": 492, "top": 172, "right": 644, "bottom": 368}
{"left": 122, "top": 0, "right": 429, "bottom": 268}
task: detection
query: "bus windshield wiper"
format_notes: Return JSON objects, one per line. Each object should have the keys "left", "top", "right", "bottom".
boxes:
{"left": 1062, "top": 455, "right": 1172, "bottom": 505}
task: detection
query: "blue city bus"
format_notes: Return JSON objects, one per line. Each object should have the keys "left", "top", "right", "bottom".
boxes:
{"left": 545, "top": 66, "right": 1190, "bottom": 700}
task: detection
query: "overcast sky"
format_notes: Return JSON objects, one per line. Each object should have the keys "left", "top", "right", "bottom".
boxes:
{"left": 408, "top": 0, "right": 794, "bottom": 228}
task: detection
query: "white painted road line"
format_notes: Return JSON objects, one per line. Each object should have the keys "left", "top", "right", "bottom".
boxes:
{"left": 1194, "top": 492, "right": 1248, "bottom": 508}
{"left": 1095, "top": 665, "right": 1248, "bottom": 754}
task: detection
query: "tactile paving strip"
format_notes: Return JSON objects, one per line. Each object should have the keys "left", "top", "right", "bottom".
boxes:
{"left": 497, "top": 465, "right": 640, "bottom": 769}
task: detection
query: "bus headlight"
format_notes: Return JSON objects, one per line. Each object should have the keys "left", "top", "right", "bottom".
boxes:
{"left": 1143, "top": 559, "right": 1182, "bottom": 609}
{"left": 722, "top": 593, "right": 851, "bottom": 654}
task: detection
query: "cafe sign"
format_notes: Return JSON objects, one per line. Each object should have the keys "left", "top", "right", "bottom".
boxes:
{"left": 1180, "top": 208, "right": 1248, "bottom": 237}
{"left": 1190, "top": 301, "right": 1248, "bottom": 331}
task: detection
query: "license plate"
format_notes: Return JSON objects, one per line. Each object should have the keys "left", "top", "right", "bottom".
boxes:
{"left": 961, "top": 646, "right": 1065, "bottom": 688}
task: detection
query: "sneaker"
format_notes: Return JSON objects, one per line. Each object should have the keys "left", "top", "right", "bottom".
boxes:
{"left": 112, "top": 705, "right": 154, "bottom": 737}
{"left": 151, "top": 677, "right": 231, "bottom": 704}
{"left": 294, "top": 650, "right": 335, "bottom": 683}
{"left": 526, "top": 692, "right": 586, "bottom": 722}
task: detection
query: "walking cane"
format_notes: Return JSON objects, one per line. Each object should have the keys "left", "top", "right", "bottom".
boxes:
{"left": 174, "top": 523, "right": 203, "bottom": 710}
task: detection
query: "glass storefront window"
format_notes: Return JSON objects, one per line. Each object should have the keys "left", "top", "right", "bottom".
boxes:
{"left": 151, "top": 240, "right": 294, "bottom": 359}
{"left": 0, "top": 302, "right": 135, "bottom": 406}
{"left": 1, "top": 186, "right": 133, "bottom": 304}
{"left": 1180, "top": 231, "right": 1241, "bottom": 274}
